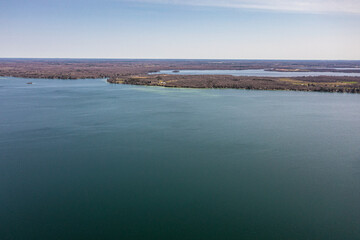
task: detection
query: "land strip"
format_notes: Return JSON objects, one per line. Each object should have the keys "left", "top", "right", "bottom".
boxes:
{"left": 107, "top": 74, "right": 360, "bottom": 93}
{"left": 1, "top": 59, "right": 360, "bottom": 93}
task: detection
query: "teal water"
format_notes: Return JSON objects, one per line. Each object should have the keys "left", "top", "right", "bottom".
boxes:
{"left": 153, "top": 69, "right": 360, "bottom": 77}
{"left": 1, "top": 77, "right": 360, "bottom": 239}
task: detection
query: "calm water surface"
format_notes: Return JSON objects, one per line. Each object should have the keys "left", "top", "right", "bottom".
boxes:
{"left": 1, "top": 77, "right": 360, "bottom": 239}
{"left": 153, "top": 69, "right": 360, "bottom": 77}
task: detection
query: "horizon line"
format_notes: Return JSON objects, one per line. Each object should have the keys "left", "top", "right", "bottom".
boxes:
{"left": 1, "top": 57, "right": 360, "bottom": 61}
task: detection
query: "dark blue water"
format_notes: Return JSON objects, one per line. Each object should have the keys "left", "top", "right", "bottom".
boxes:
{"left": 1, "top": 77, "right": 360, "bottom": 239}
{"left": 153, "top": 69, "right": 360, "bottom": 77}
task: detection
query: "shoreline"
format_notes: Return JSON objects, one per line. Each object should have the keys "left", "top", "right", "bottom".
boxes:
{"left": 1, "top": 59, "right": 360, "bottom": 94}
{"left": 2, "top": 74, "right": 360, "bottom": 94}
{"left": 107, "top": 74, "right": 360, "bottom": 94}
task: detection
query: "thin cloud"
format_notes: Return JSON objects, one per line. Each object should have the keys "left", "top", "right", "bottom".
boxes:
{"left": 133, "top": 0, "right": 360, "bottom": 14}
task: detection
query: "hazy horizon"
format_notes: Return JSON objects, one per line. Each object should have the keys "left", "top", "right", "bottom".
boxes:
{"left": 1, "top": 58, "right": 360, "bottom": 61}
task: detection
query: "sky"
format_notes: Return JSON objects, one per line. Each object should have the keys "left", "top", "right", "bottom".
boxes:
{"left": 1, "top": 0, "right": 360, "bottom": 59}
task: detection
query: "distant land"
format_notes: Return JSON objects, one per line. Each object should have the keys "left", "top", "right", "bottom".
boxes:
{"left": 1, "top": 58, "right": 360, "bottom": 93}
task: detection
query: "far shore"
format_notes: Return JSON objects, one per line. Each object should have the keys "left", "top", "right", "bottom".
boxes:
{"left": 107, "top": 74, "right": 360, "bottom": 94}
{"left": 1, "top": 59, "right": 360, "bottom": 94}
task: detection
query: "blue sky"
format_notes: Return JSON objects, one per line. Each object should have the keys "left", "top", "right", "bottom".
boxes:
{"left": 1, "top": 0, "right": 360, "bottom": 59}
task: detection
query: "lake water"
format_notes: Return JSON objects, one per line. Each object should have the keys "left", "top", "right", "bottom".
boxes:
{"left": 153, "top": 69, "right": 360, "bottom": 77}
{"left": 1, "top": 77, "right": 360, "bottom": 239}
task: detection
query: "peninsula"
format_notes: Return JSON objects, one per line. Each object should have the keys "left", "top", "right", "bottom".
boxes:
{"left": 1, "top": 59, "right": 360, "bottom": 93}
